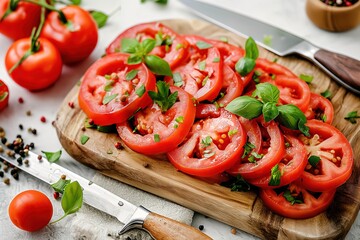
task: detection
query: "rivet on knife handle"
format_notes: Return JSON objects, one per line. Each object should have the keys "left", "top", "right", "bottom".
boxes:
{"left": 314, "top": 49, "right": 360, "bottom": 91}
{"left": 143, "top": 212, "right": 212, "bottom": 240}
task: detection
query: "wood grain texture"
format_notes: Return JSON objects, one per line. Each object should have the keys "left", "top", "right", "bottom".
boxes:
{"left": 54, "top": 19, "right": 360, "bottom": 240}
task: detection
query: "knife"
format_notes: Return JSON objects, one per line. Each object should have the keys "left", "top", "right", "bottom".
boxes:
{"left": 179, "top": 0, "right": 360, "bottom": 95}
{"left": 0, "top": 150, "right": 211, "bottom": 240}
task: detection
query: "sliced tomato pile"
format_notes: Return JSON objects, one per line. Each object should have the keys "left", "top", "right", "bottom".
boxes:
{"left": 78, "top": 22, "right": 354, "bottom": 219}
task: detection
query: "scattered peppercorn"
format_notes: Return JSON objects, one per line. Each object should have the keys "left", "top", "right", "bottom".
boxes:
{"left": 143, "top": 163, "right": 150, "bottom": 168}
{"left": 24, "top": 159, "right": 29, "bottom": 165}
{"left": 19, "top": 124, "right": 23, "bottom": 130}
{"left": 68, "top": 101, "right": 75, "bottom": 108}
{"left": 16, "top": 157, "right": 23, "bottom": 165}
{"left": 26, "top": 110, "right": 32, "bottom": 116}
{"left": 40, "top": 116, "right": 46, "bottom": 123}
{"left": 29, "top": 142, "right": 35, "bottom": 149}
{"left": 1, "top": 137, "right": 6, "bottom": 144}
{"left": 3, "top": 178, "right": 10, "bottom": 185}
{"left": 115, "top": 142, "right": 123, "bottom": 150}
{"left": 61, "top": 174, "right": 66, "bottom": 180}
{"left": 0, "top": 146, "right": 3, "bottom": 153}
{"left": 0, "top": 171, "right": 4, "bottom": 177}
{"left": 53, "top": 191, "right": 60, "bottom": 200}
{"left": 81, "top": 126, "right": 86, "bottom": 131}
{"left": 37, "top": 155, "right": 42, "bottom": 161}
{"left": 31, "top": 129, "right": 37, "bottom": 135}
{"left": 231, "top": 228, "right": 237, "bottom": 235}
{"left": 18, "top": 97, "right": 24, "bottom": 104}
{"left": 198, "top": 225, "right": 204, "bottom": 231}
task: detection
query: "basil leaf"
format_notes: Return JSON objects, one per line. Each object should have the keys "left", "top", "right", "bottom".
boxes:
{"left": 175, "top": 116, "right": 184, "bottom": 123}
{"left": 213, "top": 57, "right": 220, "bottom": 63}
{"left": 121, "top": 38, "right": 140, "bottom": 53}
{"left": 144, "top": 55, "right": 172, "bottom": 76}
{"left": 42, "top": 150, "right": 62, "bottom": 163}
{"left": 283, "top": 189, "right": 303, "bottom": 205}
{"left": 127, "top": 55, "right": 142, "bottom": 65}
{"left": 219, "top": 36, "right": 228, "bottom": 43}
{"left": 253, "top": 82, "right": 280, "bottom": 103}
{"left": 263, "top": 35, "right": 272, "bottom": 46}
{"left": 321, "top": 90, "right": 332, "bottom": 99}
{"left": 135, "top": 84, "right": 146, "bottom": 97}
{"left": 262, "top": 102, "right": 279, "bottom": 122}
{"left": 242, "top": 141, "right": 255, "bottom": 159}
{"left": 104, "top": 80, "right": 114, "bottom": 92}
{"left": 141, "top": 38, "right": 156, "bottom": 54}
{"left": 235, "top": 57, "right": 256, "bottom": 77}
{"left": 173, "top": 72, "right": 183, "bottom": 87}
{"left": 102, "top": 93, "right": 118, "bottom": 105}
{"left": 226, "top": 96, "right": 263, "bottom": 119}
{"left": 344, "top": 111, "right": 360, "bottom": 124}
{"left": 70, "top": 0, "right": 81, "bottom": 5}
{"left": 299, "top": 74, "right": 313, "bottom": 84}
{"left": 276, "top": 104, "right": 309, "bottom": 136}
{"left": 96, "top": 125, "right": 117, "bottom": 133}
{"left": 90, "top": 10, "right": 108, "bottom": 28}
{"left": 198, "top": 60, "right": 206, "bottom": 71}
{"left": 268, "top": 164, "right": 281, "bottom": 186}
{"left": 80, "top": 135, "right": 89, "bottom": 145}
{"left": 196, "top": 41, "right": 213, "bottom": 49}
{"left": 51, "top": 178, "right": 71, "bottom": 194}
{"left": 125, "top": 69, "right": 139, "bottom": 81}
{"left": 221, "top": 175, "right": 251, "bottom": 192}
{"left": 244, "top": 37, "right": 259, "bottom": 60}
{"left": 154, "top": 134, "right": 160, "bottom": 142}
{"left": 148, "top": 81, "right": 178, "bottom": 112}
{"left": 308, "top": 155, "right": 320, "bottom": 167}
{"left": 201, "top": 136, "right": 212, "bottom": 147}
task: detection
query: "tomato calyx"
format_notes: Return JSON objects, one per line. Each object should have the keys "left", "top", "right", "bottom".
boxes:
{"left": 0, "top": 0, "right": 19, "bottom": 21}
{"left": 24, "top": 0, "right": 68, "bottom": 23}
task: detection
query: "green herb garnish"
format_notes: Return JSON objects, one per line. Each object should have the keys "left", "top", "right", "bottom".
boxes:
{"left": 148, "top": 81, "right": 178, "bottom": 113}
{"left": 42, "top": 150, "right": 62, "bottom": 163}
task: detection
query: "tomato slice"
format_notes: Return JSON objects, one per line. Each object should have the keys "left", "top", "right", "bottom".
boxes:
{"left": 248, "top": 135, "right": 307, "bottom": 188}
{"left": 0, "top": 80, "right": 9, "bottom": 111}
{"left": 299, "top": 119, "right": 353, "bottom": 192}
{"left": 167, "top": 109, "right": 246, "bottom": 177}
{"left": 165, "top": 35, "right": 223, "bottom": 102}
{"left": 106, "top": 22, "right": 189, "bottom": 69}
{"left": 305, "top": 93, "right": 334, "bottom": 124}
{"left": 117, "top": 86, "right": 196, "bottom": 155}
{"left": 209, "top": 39, "right": 245, "bottom": 69}
{"left": 255, "top": 58, "right": 297, "bottom": 78}
{"left": 78, "top": 53, "right": 156, "bottom": 126}
{"left": 227, "top": 119, "right": 285, "bottom": 179}
{"left": 260, "top": 181, "right": 336, "bottom": 219}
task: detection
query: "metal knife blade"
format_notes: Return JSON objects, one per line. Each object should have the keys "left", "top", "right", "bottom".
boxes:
{"left": 179, "top": 0, "right": 360, "bottom": 95}
{"left": 0, "top": 149, "right": 211, "bottom": 239}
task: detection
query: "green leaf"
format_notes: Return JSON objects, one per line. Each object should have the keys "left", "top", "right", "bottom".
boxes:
{"left": 198, "top": 60, "right": 206, "bottom": 71}
{"left": 201, "top": 136, "right": 212, "bottom": 148}
{"left": 51, "top": 178, "right": 71, "bottom": 194}
{"left": 276, "top": 104, "right": 309, "bottom": 136}
{"left": 121, "top": 38, "right": 140, "bottom": 54}
{"left": 283, "top": 189, "right": 303, "bottom": 205}
{"left": 104, "top": 80, "right": 114, "bottom": 92}
{"left": 219, "top": 36, "right": 228, "bottom": 43}
{"left": 42, "top": 150, "right": 62, "bottom": 163}
{"left": 173, "top": 72, "right": 183, "bottom": 87}
{"left": 321, "top": 90, "right": 332, "bottom": 99}
{"left": 248, "top": 152, "right": 263, "bottom": 163}
{"left": 90, "top": 10, "right": 108, "bottom": 28}
{"left": 228, "top": 129, "right": 238, "bottom": 137}
{"left": 213, "top": 57, "right": 220, "bottom": 63}
{"left": 80, "top": 135, "right": 89, "bottom": 145}
{"left": 268, "top": 164, "right": 281, "bottom": 186}
{"left": 70, "top": 0, "right": 81, "bottom": 5}
{"left": 308, "top": 155, "right": 320, "bottom": 168}
{"left": 202, "top": 76, "right": 209, "bottom": 87}
{"left": 252, "top": 82, "right": 280, "bottom": 103}
{"left": 226, "top": 96, "right": 263, "bottom": 119}
{"left": 102, "top": 93, "right": 118, "bottom": 105}
{"left": 252, "top": 70, "right": 262, "bottom": 84}
{"left": 135, "top": 84, "right": 146, "bottom": 97}
{"left": 221, "top": 175, "right": 251, "bottom": 192}
{"left": 127, "top": 55, "right": 142, "bottom": 65}
{"left": 262, "top": 102, "right": 279, "bottom": 122}
{"left": 244, "top": 37, "right": 259, "bottom": 60}
{"left": 148, "top": 81, "right": 178, "bottom": 112}
{"left": 176, "top": 43, "right": 184, "bottom": 50}
{"left": 344, "top": 111, "right": 360, "bottom": 124}
{"left": 0, "top": 92, "right": 8, "bottom": 101}
{"left": 141, "top": 0, "right": 168, "bottom": 4}
{"left": 196, "top": 41, "right": 213, "bottom": 50}
{"left": 299, "top": 74, "right": 313, "bottom": 84}
{"left": 263, "top": 35, "right": 273, "bottom": 46}
{"left": 175, "top": 116, "right": 184, "bottom": 123}
{"left": 96, "top": 125, "right": 117, "bottom": 133}
{"left": 235, "top": 57, "right": 256, "bottom": 77}
{"left": 242, "top": 141, "right": 255, "bottom": 159}
{"left": 125, "top": 69, "right": 139, "bottom": 81}
{"left": 144, "top": 55, "right": 172, "bottom": 76}
{"left": 155, "top": 31, "right": 173, "bottom": 47}
{"left": 141, "top": 38, "right": 156, "bottom": 54}
{"left": 154, "top": 134, "right": 160, "bottom": 142}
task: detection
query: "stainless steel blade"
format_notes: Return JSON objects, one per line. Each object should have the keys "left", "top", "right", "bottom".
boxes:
{"left": 0, "top": 150, "right": 140, "bottom": 225}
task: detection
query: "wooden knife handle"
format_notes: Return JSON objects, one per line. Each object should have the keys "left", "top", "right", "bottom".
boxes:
{"left": 314, "top": 49, "right": 360, "bottom": 90}
{"left": 143, "top": 212, "right": 212, "bottom": 240}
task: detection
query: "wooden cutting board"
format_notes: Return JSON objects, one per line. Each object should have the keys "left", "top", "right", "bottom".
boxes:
{"left": 54, "top": 19, "right": 360, "bottom": 240}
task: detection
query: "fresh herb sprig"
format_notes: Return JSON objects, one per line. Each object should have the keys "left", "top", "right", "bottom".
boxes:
{"left": 235, "top": 37, "right": 259, "bottom": 76}
{"left": 345, "top": 111, "right": 360, "bottom": 124}
{"left": 148, "top": 81, "right": 178, "bottom": 112}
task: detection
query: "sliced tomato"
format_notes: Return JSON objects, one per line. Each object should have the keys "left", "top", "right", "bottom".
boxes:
{"left": 260, "top": 181, "right": 336, "bottom": 219}
{"left": 117, "top": 86, "right": 196, "bottom": 155}
{"left": 78, "top": 53, "right": 156, "bottom": 126}
{"left": 255, "top": 58, "right": 297, "bottom": 78}
{"left": 167, "top": 109, "right": 246, "bottom": 177}
{"left": 106, "top": 22, "right": 189, "bottom": 69}
{"left": 305, "top": 93, "right": 334, "bottom": 124}
{"left": 0, "top": 79, "right": 9, "bottom": 111}
{"left": 298, "top": 119, "right": 353, "bottom": 192}
{"left": 209, "top": 39, "right": 244, "bottom": 69}
{"left": 248, "top": 135, "right": 307, "bottom": 188}
{"left": 227, "top": 119, "right": 285, "bottom": 179}
{"left": 166, "top": 35, "right": 223, "bottom": 102}
{"left": 195, "top": 103, "right": 220, "bottom": 119}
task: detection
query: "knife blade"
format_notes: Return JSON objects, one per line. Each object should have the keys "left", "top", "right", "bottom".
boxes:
{"left": 0, "top": 149, "right": 211, "bottom": 240}
{"left": 179, "top": 0, "right": 360, "bottom": 95}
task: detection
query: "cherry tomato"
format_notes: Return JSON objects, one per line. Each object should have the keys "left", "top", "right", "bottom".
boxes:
{"left": 106, "top": 22, "right": 189, "bottom": 69}
{"left": 8, "top": 190, "right": 53, "bottom": 232}
{"left": 0, "top": 79, "right": 9, "bottom": 111}
{"left": 260, "top": 181, "right": 336, "bottom": 219}
{"left": 299, "top": 119, "right": 353, "bottom": 192}
{"left": 78, "top": 53, "right": 156, "bottom": 126}
{"left": 248, "top": 134, "right": 307, "bottom": 188}
{"left": 5, "top": 37, "right": 62, "bottom": 91}
{"left": 0, "top": 0, "right": 41, "bottom": 40}
{"left": 305, "top": 93, "right": 334, "bottom": 124}
{"left": 117, "top": 86, "right": 196, "bottom": 155}
{"left": 167, "top": 108, "right": 246, "bottom": 177}
{"left": 41, "top": 5, "right": 98, "bottom": 64}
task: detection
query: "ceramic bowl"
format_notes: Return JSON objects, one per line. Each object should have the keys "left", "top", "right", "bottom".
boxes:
{"left": 306, "top": 0, "right": 360, "bottom": 32}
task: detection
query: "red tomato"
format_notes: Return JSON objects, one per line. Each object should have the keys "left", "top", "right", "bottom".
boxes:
{"left": 255, "top": 58, "right": 296, "bottom": 78}
{"left": 0, "top": 0, "right": 41, "bottom": 40}
{"left": 195, "top": 103, "right": 220, "bottom": 119}
{"left": 305, "top": 93, "right": 334, "bottom": 124}
{"left": 117, "top": 86, "right": 196, "bottom": 155}
{"left": 209, "top": 39, "right": 245, "bottom": 69}
{"left": 78, "top": 53, "right": 156, "bottom": 126}
{"left": 167, "top": 108, "right": 246, "bottom": 177}
{"left": 299, "top": 119, "right": 353, "bottom": 192}
{"left": 248, "top": 135, "right": 307, "bottom": 188}
{"left": 166, "top": 35, "right": 223, "bottom": 102}
{"left": 260, "top": 181, "right": 336, "bottom": 219}
{"left": 5, "top": 37, "right": 62, "bottom": 91}
{"left": 8, "top": 190, "right": 53, "bottom": 232}
{"left": 41, "top": 5, "right": 98, "bottom": 64}
{"left": 216, "top": 65, "right": 243, "bottom": 107}
{"left": 227, "top": 118, "right": 285, "bottom": 179}
{"left": 106, "top": 22, "right": 189, "bottom": 69}
{"left": 0, "top": 79, "right": 9, "bottom": 111}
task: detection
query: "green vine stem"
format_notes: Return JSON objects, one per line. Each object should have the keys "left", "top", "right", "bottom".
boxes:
{"left": 22, "top": 0, "right": 68, "bottom": 23}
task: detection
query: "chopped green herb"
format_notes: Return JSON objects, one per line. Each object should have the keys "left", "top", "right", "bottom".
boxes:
{"left": 248, "top": 152, "right": 263, "bottom": 163}
{"left": 175, "top": 116, "right": 184, "bottom": 123}
{"left": 320, "top": 114, "right": 327, "bottom": 122}
{"left": 263, "top": 34, "right": 272, "bottom": 46}
{"left": 104, "top": 74, "right": 111, "bottom": 80}
{"left": 154, "top": 134, "right": 160, "bottom": 142}
{"left": 174, "top": 123, "right": 179, "bottom": 129}
{"left": 202, "top": 76, "right": 209, "bottom": 87}
{"left": 201, "top": 136, "right": 212, "bottom": 148}
{"left": 272, "top": 58, "right": 278, "bottom": 63}
{"left": 198, "top": 60, "right": 206, "bottom": 71}
{"left": 219, "top": 36, "right": 228, "bottom": 43}
{"left": 285, "top": 142, "right": 291, "bottom": 148}
{"left": 135, "top": 84, "right": 146, "bottom": 97}
{"left": 213, "top": 57, "right": 220, "bottom": 63}
{"left": 344, "top": 111, "right": 360, "bottom": 124}
{"left": 102, "top": 93, "right": 118, "bottom": 105}
{"left": 252, "top": 70, "right": 262, "bottom": 84}
{"left": 283, "top": 189, "right": 303, "bottom": 205}
{"left": 221, "top": 175, "right": 251, "bottom": 192}
{"left": 242, "top": 141, "right": 255, "bottom": 158}
{"left": 308, "top": 155, "right": 320, "bottom": 168}
{"left": 321, "top": 90, "right": 332, "bottom": 99}
{"left": 125, "top": 69, "right": 139, "bottom": 81}
{"left": 173, "top": 72, "right": 183, "bottom": 87}
{"left": 268, "top": 164, "right": 281, "bottom": 186}
{"left": 42, "top": 150, "right": 62, "bottom": 163}
{"left": 228, "top": 129, "right": 238, "bottom": 137}
{"left": 148, "top": 81, "right": 178, "bottom": 112}
{"left": 196, "top": 41, "right": 213, "bottom": 49}
{"left": 299, "top": 74, "right": 313, "bottom": 84}
{"left": 176, "top": 43, "right": 184, "bottom": 50}
{"left": 0, "top": 92, "right": 8, "bottom": 101}
{"left": 80, "top": 135, "right": 89, "bottom": 145}
{"left": 104, "top": 80, "right": 114, "bottom": 92}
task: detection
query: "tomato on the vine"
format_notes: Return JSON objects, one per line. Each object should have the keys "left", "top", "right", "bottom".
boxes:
{"left": 0, "top": 0, "right": 42, "bottom": 40}
{"left": 8, "top": 190, "right": 53, "bottom": 232}
{"left": 5, "top": 37, "right": 63, "bottom": 91}
{"left": 41, "top": 5, "right": 98, "bottom": 64}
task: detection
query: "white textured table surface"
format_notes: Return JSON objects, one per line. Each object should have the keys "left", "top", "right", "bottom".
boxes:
{"left": 0, "top": 0, "right": 359, "bottom": 239}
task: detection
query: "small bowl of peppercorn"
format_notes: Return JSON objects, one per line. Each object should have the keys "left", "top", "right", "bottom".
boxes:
{"left": 306, "top": 0, "right": 360, "bottom": 32}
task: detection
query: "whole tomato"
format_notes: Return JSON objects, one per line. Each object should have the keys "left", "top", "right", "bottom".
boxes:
{"left": 0, "top": 0, "right": 42, "bottom": 40}
{"left": 5, "top": 37, "right": 63, "bottom": 91}
{"left": 8, "top": 190, "right": 53, "bottom": 232}
{"left": 0, "top": 79, "right": 9, "bottom": 111}
{"left": 40, "top": 5, "right": 98, "bottom": 64}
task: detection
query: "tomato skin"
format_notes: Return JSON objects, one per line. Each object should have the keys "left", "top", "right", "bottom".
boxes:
{"left": 0, "top": 0, "right": 41, "bottom": 40}
{"left": 209, "top": 39, "right": 245, "bottom": 69}
{"left": 0, "top": 79, "right": 9, "bottom": 111}
{"left": 79, "top": 53, "right": 156, "bottom": 126}
{"left": 255, "top": 58, "right": 297, "bottom": 78}
{"left": 305, "top": 93, "right": 334, "bottom": 124}
{"left": 5, "top": 37, "right": 63, "bottom": 91}
{"left": 41, "top": 6, "right": 98, "bottom": 64}
{"left": 8, "top": 190, "right": 53, "bottom": 232}
{"left": 217, "top": 64, "right": 243, "bottom": 107}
